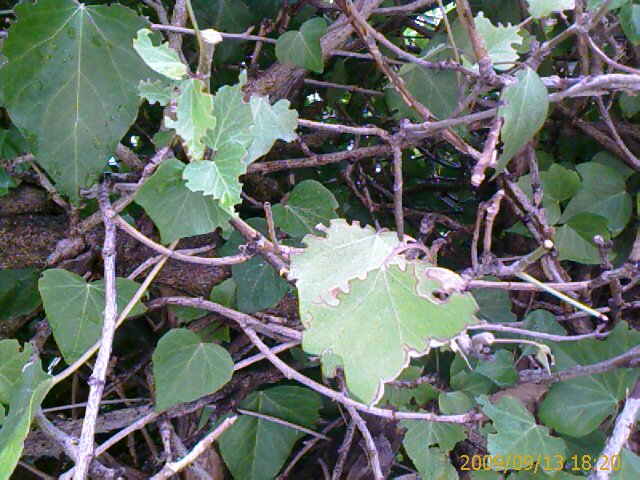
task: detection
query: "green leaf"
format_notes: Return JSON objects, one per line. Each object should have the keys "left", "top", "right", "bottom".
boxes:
{"left": 138, "top": 80, "right": 173, "bottom": 106}
{"left": 402, "top": 418, "right": 467, "bottom": 453}
{"left": 380, "top": 366, "right": 440, "bottom": 407}
{"left": 38, "top": 269, "right": 146, "bottom": 363}
{"left": 620, "top": 3, "right": 640, "bottom": 45}
{"left": 183, "top": 145, "right": 248, "bottom": 212}
{"left": 540, "top": 164, "right": 581, "bottom": 202}
{"left": 303, "top": 262, "right": 479, "bottom": 404}
{"left": 476, "top": 350, "right": 518, "bottom": 387}
{"left": 210, "top": 278, "right": 237, "bottom": 309}
{"left": 192, "top": 0, "right": 256, "bottom": 33}
{"left": 166, "top": 79, "right": 216, "bottom": 160}
{"left": 222, "top": 219, "right": 290, "bottom": 313}
{"left": 402, "top": 419, "right": 466, "bottom": 479}
{"left": 0, "top": 340, "right": 33, "bottom": 404}
{"left": 0, "top": 168, "right": 19, "bottom": 197}
{"left": 450, "top": 356, "right": 496, "bottom": 396}
{"left": 135, "top": 159, "right": 232, "bottom": 243}
{"left": 152, "top": 329, "right": 234, "bottom": 411}
{"left": 613, "top": 449, "right": 640, "bottom": 480}
{"left": 521, "top": 309, "right": 566, "bottom": 356}
{"left": 560, "top": 161, "right": 632, "bottom": 236}
{"left": 497, "top": 68, "right": 549, "bottom": 172}
{"left": 272, "top": 180, "right": 339, "bottom": 237}
{"left": 554, "top": 212, "right": 610, "bottom": 264}
{"left": 168, "top": 305, "right": 207, "bottom": 324}
{"left": 133, "top": 28, "right": 188, "bottom": 80}
{"left": 291, "top": 219, "right": 401, "bottom": 316}
{"left": 0, "top": 0, "right": 152, "bottom": 199}
{"left": 538, "top": 322, "right": 640, "bottom": 437}
{"left": 247, "top": 96, "right": 298, "bottom": 163}
{"left": 406, "top": 447, "right": 459, "bottom": 480}
{"left": 472, "top": 12, "right": 524, "bottom": 70}
{"left": 0, "top": 268, "right": 41, "bottom": 322}
{"left": 218, "top": 386, "right": 322, "bottom": 480}
{"left": 276, "top": 18, "right": 327, "bottom": 73}
{"left": 620, "top": 93, "right": 640, "bottom": 117}
{"left": 472, "top": 288, "right": 516, "bottom": 323}
{"left": 439, "top": 391, "right": 474, "bottom": 414}
{"left": 0, "top": 127, "right": 27, "bottom": 160}
{"left": 587, "top": 0, "right": 629, "bottom": 11}
{"left": 0, "top": 361, "right": 53, "bottom": 480}
{"left": 206, "top": 82, "right": 253, "bottom": 153}
{"left": 479, "top": 395, "right": 567, "bottom": 474}
{"left": 233, "top": 256, "right": 289, "bottom": 314}
{"left": 562, "top": 429, "right": 606, "bottom": 474}
{"left": 387, "top": 64, "right": 460, "bottom": 121}
{"left": 527, "top": 0, "right": 575, "bottom": 18}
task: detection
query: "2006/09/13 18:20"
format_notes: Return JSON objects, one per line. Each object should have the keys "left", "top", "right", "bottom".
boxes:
{"left": 460, "top": 453, "right": 621, "bottom": 473}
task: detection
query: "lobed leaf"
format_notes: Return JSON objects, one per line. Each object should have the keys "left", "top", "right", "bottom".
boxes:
{"left": 303, "top": 262, "right": 478, "bottom": 404}
{"left": 133, "top": 28, "right": 188, "bottom": 80}
{"left": 135, "top": 159, "right": 232, "bottom": 243}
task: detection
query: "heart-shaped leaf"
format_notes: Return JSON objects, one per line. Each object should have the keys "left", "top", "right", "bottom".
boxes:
{"left": 38, "top": 269, "right": 146, "bottom": 363}
{"left": 152, "top": 328, "right": 234, "bottom": 411}
{"left": 276, "top": 18, "right": 327, "bottom": 73}
{"left": 272, "top": 180, "right": 338, "bottom": 237}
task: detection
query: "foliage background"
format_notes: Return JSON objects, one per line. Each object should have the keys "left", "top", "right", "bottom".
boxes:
{"left": 0, "top": 0, "right": 639, "bottom": 478}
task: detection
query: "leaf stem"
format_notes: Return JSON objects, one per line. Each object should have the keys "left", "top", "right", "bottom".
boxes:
{"left": 516, "top": 272, "right": 608, "bottom": 321}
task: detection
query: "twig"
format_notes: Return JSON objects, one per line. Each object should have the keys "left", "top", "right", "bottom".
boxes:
{"left": 471, "top": 117, "right": 502, "bottom": 187}
{"left": 349, "top": 407, "right": 383, "bottom": 478}
{"left": 516, "top": 272, "right": 608, "bottom": 321}
{"left": 391, "top": 143, "right": 404, "bottom": 240}
{"left": 163, "top": 421, "right": 213, "bottom": 480}
{"left": 264, "top": 202, "right": 280, "bottom": 250}
{"left": 373, "top": 0, "right": 436, "bottom": 14}
{"left": 467, "top": 323, "right": 608, "bottom": 342}
{"left": 592, "top": 382, "right": 640, "bottom": 480}
{"left": 73, "top": 183, "right": 120, "bottom": 480}
{"left": 234, "top": 341, "right": 299, "bottom": 371}
{"left": 52, "top": 240, "right": 179, "bottom": 386}
{"left": 114, "top": 215, "right": 250, "bottom": 266}
{"left": 236, "top": 409, "right": 330, "bottom": 440}
{"left": 481, "top": 189, "right": 504, "bottom": 268}
{"left": 151, "top": 23, "right": 278, "bottom": 44}
{"left": 150, "top": 416, "right": 238, "bottom": 479}
{"left": 239, "top": 322, "right": 481, "bottom": 423}
{"left": 455, "top": 0, "right": 496, "bottom": 81}
{"left": 303, "top": 78, "right": 384, "bottom": 97}
{"left": 280, "top": 418, "right": 342, "bottom": 479}
{"left": 519, "top": 345, "right": 640, "bottom": 385}
{"left": 332, "top": 418, "right": 357, "bottom": 480}
{"left": 127, "top": 244, "right": 216, "bottom": 280}
{"left": 142, "top": 0, "right": 169, "bottom": 24}
{"left": 147, "top": 296, "right": 302, "bottom": 340}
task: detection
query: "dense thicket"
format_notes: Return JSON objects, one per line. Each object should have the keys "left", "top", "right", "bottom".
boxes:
{"left": 0, "top": 0, "right": 639, "bottom": 479}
